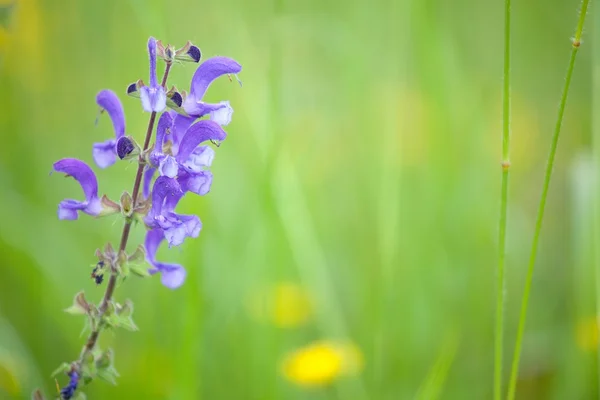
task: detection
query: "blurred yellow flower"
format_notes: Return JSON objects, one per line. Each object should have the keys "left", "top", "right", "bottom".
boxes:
{"left": 248, "top": 282, "right": 313, "bottom": 328}
{"left": 0, "top": 361, "right": 21, "bottom": 397}
{"left": 282, "top": 340, "right": 363, "bottom": 387}
{"left": 576, "top": 316, "right": 599, "bottom": 352}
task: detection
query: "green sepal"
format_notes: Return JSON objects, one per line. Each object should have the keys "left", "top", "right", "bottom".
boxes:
{"left": 104, "top": 300, "right": 138, "bottom": 331}
{"left": 64, "top": 291, "right": 90, "bottom": 315}
{"left": 80, "top": 350, "right": 97, "bottom": 380}
{"left": 95, "top": 349, "right": 119, "bottom": 385}
{"left": 166, "top": 86, "right": 189, "bottom": 116}
{"left": 127, "top": 246, "right": 151, "bottom": 278}
{"left": 51, "top": 363, "right": 71, "bottom": 378}
{"left": 126, "top": 79, "right": 144, "bottom": 98}
{"left": 174, "top": 41, "right": 201, "bottom": 63}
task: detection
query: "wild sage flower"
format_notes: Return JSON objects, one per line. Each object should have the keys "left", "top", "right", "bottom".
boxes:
{"left": 45, "top": 37, "right": 241, "bottom": 399}
{"left": 145, "top": 228, "right": 186, "bottom": 289}
{"left": 182, "top": 56, "right": 242, "bottom": 122}
{"left": 53, "top": 158, "right": 102, "bottom": 220}
{"left": 139, "top": 37, "right": 167, "bottom": 112}
{"left": 93, "top": 90, "right": 125, "bottom": 169}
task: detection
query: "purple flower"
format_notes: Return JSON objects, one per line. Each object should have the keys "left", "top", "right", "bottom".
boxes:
{"left": 144, "top": 117, "right": 227, "bottom": 198}
{"left": 145, "top": 176, "right": 201, "bottom": 247}
{"left": 139, "top": 37, "right": 166, "bottom": 113}
{"left": 182, "top": 56, "right": 242, "bottom": 124}
{"left": 93, "top": 90, "right": 125, "bottom": 168}
{"left": 60, "top": 371, "right": 79, "bottom": 399}
{"left": 145, "top": 228, "right": 186, "bottom": 289}
{"left": 53, "top": 158, "right": 102, "bottom": 220}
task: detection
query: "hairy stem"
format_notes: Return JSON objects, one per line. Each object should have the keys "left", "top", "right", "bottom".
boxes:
{"left": 494, "top": 0, "right": 511, "bottom": 398}
{"left": 78, "top": 62, "right": 172, "bottom": 363}
{"left": 506, "top": 2, "right": 590, "bottom": 399}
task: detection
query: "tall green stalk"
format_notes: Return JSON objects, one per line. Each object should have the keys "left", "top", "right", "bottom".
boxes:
{"left": 506, "top": 2, "right": 590, "bottom": 399}
{"left": 494, "top": 0, "right": 511, "bottom": 397}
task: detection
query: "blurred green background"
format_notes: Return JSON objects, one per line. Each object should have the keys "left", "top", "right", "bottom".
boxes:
{"left": 0, "top": 0, "right": 598, "bottom": 398}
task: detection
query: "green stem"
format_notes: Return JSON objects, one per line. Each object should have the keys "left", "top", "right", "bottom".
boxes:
{"left": 494, "top": 0, "right": 511, "bottom": 397}
{"left": 506, "top": 2, "right": 590, "bottom": 399}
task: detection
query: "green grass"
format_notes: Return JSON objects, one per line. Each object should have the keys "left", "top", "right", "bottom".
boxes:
{"left": 0, "top": 0, "right": 596, "bottom": 398}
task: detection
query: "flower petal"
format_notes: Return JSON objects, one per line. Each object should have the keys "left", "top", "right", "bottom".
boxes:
{"left": 183, "top": 146, "right": 215, "bottom": 172}
{"left": 58, "top": 199, "right": 87, "bottom": 220}
{"left": 96, "top": 90, "right": 125, "bottom": 138}
{"left": 209, "top": 101, "right": 233, "bottom": 126}
{"left": 159, "top": 213, "right": 201, "bottom": 247}
{"left": 144, "top": 229, "right": 187, "bottom": 289}
{"left": 148, "top": 37, "right": 159, "bottom": 88}
{"left": 146, "top": 176, "right": 182, "bottom": 221}
{"left": 155, "top": 112, "right": 173, "bottom": 150}
{"left": 179, "top": 170, "right": 213, "bottom": 196}
{"left": 140, "top": 86, "right": 166, "bottom": 112}
{"left": 170, "top": 113, "right": 196, "bottom": 151}
{"left": 189, "top": 56, "right": 242, "bottom": 99}
{"left": 176, "top": 120, "right": 227, "bottom": 163}
{"left": 159, "top": 155, "right": 178, "bottom": 178}
{"left": 53, "top": 158, "right": 99, "bottom": 202}
{"left": 182, "top": 98, "right": 227, "bottom": 118}
{"left": 92, "top": 139, "right": 117, "bottom": 169}
{"left": 156, "top": 263, "right": 187, "bottom": 289}
{"left": 143, "top": 167, "right": 157, "bottom": 199}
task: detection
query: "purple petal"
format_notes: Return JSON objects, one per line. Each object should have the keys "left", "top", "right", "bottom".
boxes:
{"left": 189, "top": 56, "right": 242, "bottom": 99}
{"left": 159, "top": 156, "right": 178, "bottom": 178}
{"left": 179, "top": 170, "right": 213, "bottom": 196}
{"left": 53, "top": 158, "right": 99, "bottom": 201}
{"left": 144, "top": 229, "right": 187, "bottom": 289}
{"left": 146, "top": 176, "right": 182, "bottom": 221}
{"left": 58, "top": 199, "right": 87, "bottom": 220}
{"left": 158, "top": 213, "right": 202, "bottom": 247}
{"left": 183, "top": 146, "right": 215, "bottom": 172}
{"left": 155, "top": 112, "right": 173, "bottom": 150}
{"left": 182, "top": 97, "right": 228, "bottom": 118}
{"left": 96, "top": 90, "right": 125, "bottom": 138}
{"left": 145, "top": 228, "right": 164, "bottom": 260}
{"left": 143, "top": 167, "right": 157, "bottom": 199}
{"left": 53, "top": 159, "right": 101, "bottom": 220}
{"left": 148, "top": 37, "right": 159, "bottom": 88}
{"left": 209, "top": 101, "right": 233, "bottom": 126}
{"left": 176, "top": 120, "right": 227, "bottom": 163}
{"left": 140, "top": 86, "right": 166, "bottom": 112}
{"left": 156, "top": 264, "right": 186, "bottom": 289}
{"left": 170, "top": 113, "right": 196, "bottom": 151}
{"left": 92, "top": 139, "right": 117, "bottom": 169}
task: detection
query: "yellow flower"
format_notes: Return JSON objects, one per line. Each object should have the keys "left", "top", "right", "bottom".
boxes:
{"left": 248, "top": 282, "right": 313, "bottom": 328}
{"left": 282, "top": 340, "right": 363, "bottom": 387}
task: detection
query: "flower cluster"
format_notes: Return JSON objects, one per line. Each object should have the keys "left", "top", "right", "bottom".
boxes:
{"left": 48, "top": 36, "right": 241, "bottom": 399}
{"left": 53, "top": 37, "right": 241, "bottom": 290}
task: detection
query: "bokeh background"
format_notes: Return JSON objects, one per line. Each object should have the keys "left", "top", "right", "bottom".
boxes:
{"left": 0, "top": 0, "right": 598, "bottom": 398}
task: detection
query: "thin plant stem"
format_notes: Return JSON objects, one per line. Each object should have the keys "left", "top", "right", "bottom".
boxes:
{"left": 494, "top": 0, "right": 511, "bottom": 397}
{"left": 506, "top": 2, "right": 590, "bottom": 399}
{"left": 78, "top": 62, "right": 173, "bottom": 363}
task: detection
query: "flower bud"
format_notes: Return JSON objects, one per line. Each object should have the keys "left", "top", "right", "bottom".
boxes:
{"left": 116, "top": 136, "right": 139, "bottom": 160}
